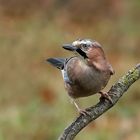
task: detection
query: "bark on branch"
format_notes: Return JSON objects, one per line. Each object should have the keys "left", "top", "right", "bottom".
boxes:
{"left": 58, "top": 64, "right": 140, "bottom": 140}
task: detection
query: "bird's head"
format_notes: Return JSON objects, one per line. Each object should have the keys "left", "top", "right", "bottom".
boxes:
{"left": 62, "top": 39, "right": 114, "bottom": 73}
{"left": 62, "top": 39, "right": 103, "bottom": 59}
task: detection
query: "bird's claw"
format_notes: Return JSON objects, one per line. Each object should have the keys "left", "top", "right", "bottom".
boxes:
{"left": 99, "top": 91, "right": 113, "bottom": 104}
{"left": 78, "top": 109, "right": 90, "bottom": 116}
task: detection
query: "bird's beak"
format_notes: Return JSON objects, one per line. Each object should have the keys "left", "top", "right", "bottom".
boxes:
{"left": 62, "top": 44, "right": 77, "bottom": 51}
{"left": 62, "top": 44, "right": 88, "bottom": 59}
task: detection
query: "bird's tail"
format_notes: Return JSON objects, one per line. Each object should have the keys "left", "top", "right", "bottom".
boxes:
{"left": 46, "top": 58, "right": 65, "bottom": 70}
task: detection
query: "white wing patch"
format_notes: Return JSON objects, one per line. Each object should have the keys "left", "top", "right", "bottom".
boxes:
{"left": 61, "top": 69, "right": 72, "bottom": 84}
{"left": 61, "top": 69, "right": 65, "bottom": 80}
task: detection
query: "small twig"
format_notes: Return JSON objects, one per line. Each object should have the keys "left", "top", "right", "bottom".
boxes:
{"left": 58, "top": 64, "right": 140, "bottom": 140}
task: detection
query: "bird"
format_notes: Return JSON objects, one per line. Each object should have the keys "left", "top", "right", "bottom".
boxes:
{"left": 47, "top": 39, "right": 115, "bottom": 115}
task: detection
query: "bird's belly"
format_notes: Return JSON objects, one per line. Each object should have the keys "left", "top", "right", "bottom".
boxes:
{"left": 75, "top": 77, "right": 103, "bottom": 97}
{"left": 69, "top": 70, "right": 110, "bottom": 98}
{"left": 66, "top": 59, "right": 111, "bottom": 98}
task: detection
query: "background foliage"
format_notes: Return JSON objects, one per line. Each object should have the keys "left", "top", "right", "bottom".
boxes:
{"left": 0, "top": 0, "right": 140, "bottom": 140}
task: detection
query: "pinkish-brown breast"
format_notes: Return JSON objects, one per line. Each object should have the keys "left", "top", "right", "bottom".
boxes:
{"left": 65, "top": 57, "right": 111, "bottom": 98}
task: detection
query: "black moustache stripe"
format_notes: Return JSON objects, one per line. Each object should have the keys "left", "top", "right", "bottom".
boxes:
{"left": 76, "top": 48, "right": 88, "bottom": 59}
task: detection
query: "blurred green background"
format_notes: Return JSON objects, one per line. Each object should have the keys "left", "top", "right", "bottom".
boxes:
{"left": 0, "top": 0, "right": 140, "bottom": 140}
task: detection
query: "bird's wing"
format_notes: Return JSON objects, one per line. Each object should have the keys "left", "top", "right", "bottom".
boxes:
{"left": 61, "top": 69, "right": 72, "bottom": 84}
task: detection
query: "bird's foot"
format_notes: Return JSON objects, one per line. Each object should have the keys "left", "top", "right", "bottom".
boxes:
{"left": 71, "top": 99, "right": 90, "bottom": 116}
{"left": 78, "top": 108, "right": 90, "bottom": 116}
{"left": 99, "top": 91, "right": 113, "bottom": 104}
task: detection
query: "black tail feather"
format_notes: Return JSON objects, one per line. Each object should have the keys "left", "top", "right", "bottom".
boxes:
{"left": 46, "top": 58, "right": 65, "bottom": 70}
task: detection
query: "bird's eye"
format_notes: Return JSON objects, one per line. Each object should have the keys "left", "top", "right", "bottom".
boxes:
{"left": 83, "top": 44, "right": 87, "bottom": 47}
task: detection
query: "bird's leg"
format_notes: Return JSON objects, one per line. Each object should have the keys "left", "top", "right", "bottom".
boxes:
{"left": 99, "top": 91, "right": 113, "bottom": 104}
{"left": 70, "top": 98, "right": 89, "bottom": 116}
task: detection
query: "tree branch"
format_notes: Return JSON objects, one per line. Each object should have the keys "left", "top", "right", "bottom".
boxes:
{"left": 58, "top": 63, "right": 140, "bottom": 140}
